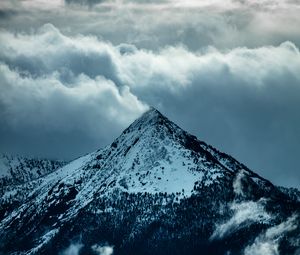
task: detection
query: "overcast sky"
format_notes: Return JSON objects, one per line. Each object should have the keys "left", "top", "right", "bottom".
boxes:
{"left": 0, "top": 0, "right": 300, "bottom": 188}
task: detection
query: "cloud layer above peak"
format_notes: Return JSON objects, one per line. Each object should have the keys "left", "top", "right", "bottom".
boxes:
{"left": 0, "top": 24, "right": 300, "bottom": 188}
{"left": 1, "top": 0, "right": 300, "bottom": 51}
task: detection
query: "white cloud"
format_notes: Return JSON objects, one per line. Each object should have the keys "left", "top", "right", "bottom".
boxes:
{"left": 61, "top": 242, "right": 84, "bottom": 255}
{"left": 0, "top": 61, "right": 145, "bottom": 125}
{"left": 0, "top": 33, "right": 148, "bottom": 158}
{"left": 91, "top": 244, "right": 114, "bottom": 255}
{"left": 210, "top": 199, "right": 271, "bottom": 240}
{"left": 233, "top": 170, "right": 247, "bottom": 196}
{"left": 244, "top": 214, "right": 298, "bottom": 255}
{"left": 2, "top": 0, "right": 300, "bottom": 51}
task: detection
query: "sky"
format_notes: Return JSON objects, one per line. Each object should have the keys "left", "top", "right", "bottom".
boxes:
{"left": 0, "top": 0, "right": 300, "bottom": 188}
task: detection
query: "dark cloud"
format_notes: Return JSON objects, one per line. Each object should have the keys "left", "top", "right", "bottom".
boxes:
{"left": 0, "top": 24, "right": 299, "bottom": 188}
{"left": 0, "top": 9, "right": 17, "bottom": 20}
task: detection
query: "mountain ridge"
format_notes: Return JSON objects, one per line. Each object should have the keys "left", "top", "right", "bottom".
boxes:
{"left": 0, "top": 153, "right": 66, "bottom": 186}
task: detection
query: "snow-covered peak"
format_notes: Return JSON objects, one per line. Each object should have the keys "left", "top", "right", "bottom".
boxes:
{"left": 71, "top": 108, "right": 237, "bottom": 197}
{"left": 125, "top": 107, "right": 170, "bottom": 132}
{"left": 1, "top": 109, "right": 298, "bottom": 255}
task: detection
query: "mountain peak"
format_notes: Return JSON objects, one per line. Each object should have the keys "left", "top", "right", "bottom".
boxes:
{"left": 1, "top": 107, "right": 299, "bottom": 255}
{"left": 141, "top": 106, "right": 163, "bottom": 121}
{"left": 125, "top": 107, "right": 171, "bottom": 133}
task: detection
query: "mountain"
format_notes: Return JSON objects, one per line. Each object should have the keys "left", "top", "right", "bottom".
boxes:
{"left": 0, "top": 154, "right": 66, "bottom": 229}
{"left": 0, "top": 154, "right": 65, "bottom": 186}
{"left": 0, "top": 108, "right": 299, "bottom": 255}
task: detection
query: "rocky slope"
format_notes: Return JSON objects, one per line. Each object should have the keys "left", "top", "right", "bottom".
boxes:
{"left": 0, "top": 108, "right": 299, "bottom": 255}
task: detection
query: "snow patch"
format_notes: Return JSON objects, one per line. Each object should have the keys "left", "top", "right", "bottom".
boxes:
{"left": 27, "top": 228, "right": 59, "bottom": 255}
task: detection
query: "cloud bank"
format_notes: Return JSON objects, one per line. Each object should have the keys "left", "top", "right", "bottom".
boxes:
{"left": 1, "top": 23, "right": 300, "bottom": 187}
{"left": 1, "top": 0, "right": 300, "bottom": 51}
{"left": 244, "top": 214, "right": 298, "bottom": 255}
{"left": 210, "top": 198, "right": 271, "bottom": 240}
